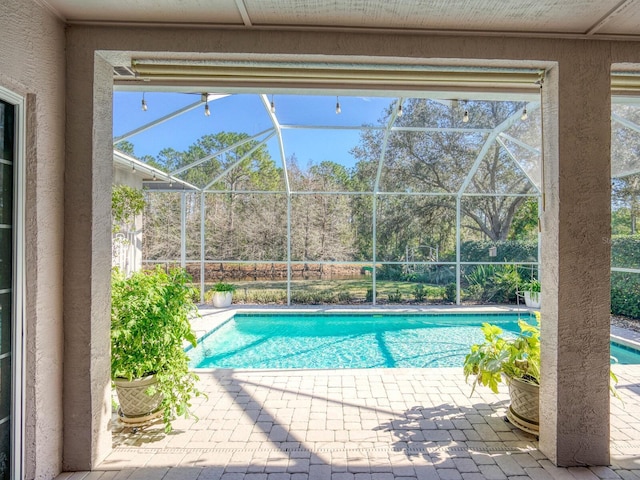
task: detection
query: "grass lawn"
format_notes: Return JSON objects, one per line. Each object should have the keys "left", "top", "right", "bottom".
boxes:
{"left": 203, "top": 277, "right": 448, "bottom": 305}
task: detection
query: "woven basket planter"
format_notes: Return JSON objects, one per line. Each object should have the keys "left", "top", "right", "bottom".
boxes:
{"left": 506, "top": 376, "right": 539, "bottom": 435}
{"left": 114, "top": 374, "right": 163, "bottom": 423}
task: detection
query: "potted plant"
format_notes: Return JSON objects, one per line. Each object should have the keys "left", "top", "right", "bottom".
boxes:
{"left": 463, "top": 314, "right": 541, "bottom": 434}
{"left": 522, "top": 279, "right": 541, "bottom": 308}
{"left": 463, "top": 313, "right": 618, "bottom": 436}
{"left": 208, "top": 282, "right": 236, "bottom": 308}
{"left": 111, "top": 266, "right": 203, "bottom": 432}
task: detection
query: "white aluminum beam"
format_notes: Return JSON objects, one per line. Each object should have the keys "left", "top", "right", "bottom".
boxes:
{"left": 170, "top": 128, "right": 273, "bottom": 176}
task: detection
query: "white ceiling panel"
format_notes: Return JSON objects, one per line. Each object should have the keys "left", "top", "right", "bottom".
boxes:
{"left": 39, "top": 0, "right": 640, "bottom": 37}
{"left": 245, "top": 0, "right": 623, "bottom": 34}
{"left": 44, "top": 0, "right": 244, "bottom": 24}
{"left": 596, "top": 3, "right": 640, "bottom": 35}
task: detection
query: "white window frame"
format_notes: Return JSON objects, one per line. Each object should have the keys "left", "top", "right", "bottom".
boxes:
{"left": 0, "top": 86, "right": 25, "bottom": 480}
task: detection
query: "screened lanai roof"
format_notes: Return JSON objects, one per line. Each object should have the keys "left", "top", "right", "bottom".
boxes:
{"left": 112, "top": 73, "right": 640, "bottom": 192}
{"left": 113, "top": 92, "right": 547, "bottom": 195}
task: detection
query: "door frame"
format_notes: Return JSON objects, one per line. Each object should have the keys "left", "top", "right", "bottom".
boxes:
{"left": 0, "top": 86, "right": 25, "bottom": 480}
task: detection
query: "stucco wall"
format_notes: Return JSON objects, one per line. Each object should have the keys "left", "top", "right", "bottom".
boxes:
{"left": 0, "top": 1, "right": 66, "bottom": 479}
{"left": 64, "top": 25, "right": 640, "bottom": 469}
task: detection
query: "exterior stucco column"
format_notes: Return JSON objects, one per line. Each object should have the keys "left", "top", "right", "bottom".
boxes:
{"left": 63, "top": 51, "right": 113, "bottom": 469}
{"left": 539, "top": 52, "right": 611, "bottom": 466}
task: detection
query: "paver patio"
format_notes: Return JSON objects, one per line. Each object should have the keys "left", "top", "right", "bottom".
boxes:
{"left": 58, "top": 310, "right": 640, "bottom": 480}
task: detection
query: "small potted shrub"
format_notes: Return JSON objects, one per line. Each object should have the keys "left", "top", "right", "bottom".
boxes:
{"left": 208, "top": 282, "right": 236, "bottom": 308}
{"left": 111, "top": 266, "right": 203, "bottom": 432}
{"left": 522, "top": 279, "right": 541, "bottom": 308}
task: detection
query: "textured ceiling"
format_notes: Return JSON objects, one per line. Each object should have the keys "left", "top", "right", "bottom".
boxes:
{"left": 40, "top": 0, "right": 640, "bottom": 39}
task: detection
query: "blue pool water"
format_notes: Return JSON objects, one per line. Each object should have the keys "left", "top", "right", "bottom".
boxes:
{"left": 187, "top": 312, "right": 640, "bottom": 369}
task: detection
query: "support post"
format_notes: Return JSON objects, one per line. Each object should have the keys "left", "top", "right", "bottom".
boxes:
{"left": 539, "top": 53, "right": 611, "bottom": 466}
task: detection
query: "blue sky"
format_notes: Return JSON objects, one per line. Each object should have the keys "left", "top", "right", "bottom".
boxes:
{"left": 113, "top": 92, "right": 396, "bottom": 169}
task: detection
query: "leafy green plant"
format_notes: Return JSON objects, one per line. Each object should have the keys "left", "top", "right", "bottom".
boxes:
{"left": 465, "top": 264, "right": 521, "bottom": 303}
{"left": 523, "top": 279, "right": 541, "bottom": 293}
{"left": 210, "top": 282, "right": 236, "bottom": 292}
{"left": 111, "top": 266, "right": 203, "bottom": 432}
{"left": 611, "top": 271, "right": 640, "bottom": 319}
{"left": 413, "top": 284, "right": 427, "bottom": 302}
{"left": 444, "top": 283, "right": 457, "bottom": 302}
{"left": 388, "top": 289, "right": 403, "bottom": 303}
{"left": 365, "top": 288, "right": 373, "bottom": 303}
{"left": 463, "top": 314, "right": 540, "bottom": 394}
{"left": 112, "top": 184, "right": 145, "bottom": 233}
{"left": 464, "top": 313, "right": 618, "bottom": 397}
{"left": 458, "top": 240, "right": 538, "bottom": 263}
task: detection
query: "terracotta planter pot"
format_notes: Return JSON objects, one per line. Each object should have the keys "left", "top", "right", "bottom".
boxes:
{"left": 506, "top": 376, "right": 539, "bottom": 435}
{"left": 114, "top": 374, "right": 163, "bottom": 423}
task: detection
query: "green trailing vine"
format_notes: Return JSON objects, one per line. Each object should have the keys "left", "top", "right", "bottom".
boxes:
{"left": 112, "top": 184, "right": 145, "bottom": 233}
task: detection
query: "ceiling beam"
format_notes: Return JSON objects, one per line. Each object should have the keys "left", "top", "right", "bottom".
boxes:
{"left": 586, "top": 0, "right": 637, "bottom": 35}
{"left": 233, "top": 0, "right": 252, "bottom": 27}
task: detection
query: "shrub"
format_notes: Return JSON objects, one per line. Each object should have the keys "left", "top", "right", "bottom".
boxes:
{"left": 444, "top": 283, "right": 457, "bottom": 302}
{"left": 611, "top": 235, "right": 640, "bottom": 269}
{"left": 337, "top": 291, "right": 352, "bottom": 303}
{"left": 413, "top": 284, "right": 427, "bottom": 302}
{"left": 419, "top": 265, "right": 456, "bottom": 285}
{"left": 465, "top": 264, "right": 522, "bottom": 303}
{"left": 388, "top": 289, "right": 403, "bottom": 303}
{"left": 376, "top": 264, "right": 403, "bottom": 281}
{"left": 456, "top": 240, "right": 538, "bottom": 263}
{"left": 611, "top": 271, "right": 640, "bottom": 319}
{"left": 365, "top": 288, "right": 373, "bottom": 303}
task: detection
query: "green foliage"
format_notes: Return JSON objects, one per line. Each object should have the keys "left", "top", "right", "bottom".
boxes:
{"left": 611, "top": 235, "right": 640, "bottom": 269}
{"left": 419, "top": 265, "right": 456, "bottom": 286}
{"left": 114, "top": 140, "right": 135, "bottom": 155}
{"left": 610, "top": 236, "right": 640, "bottom": 319}
{"left": 523, "top": 278, "right": 540, "bottom": 292}
{"left": 290, "top": 290, "right": 336, "bottom": 304}
{"left": 337, "top": 291, "right": 352, "bottom": 303}
{"left": 234, "top": 289, "right": 287, "bottom": 304}
{"left": 112, "top": 185, "right": 145, "bottom": 233}
{"left": 612, "top": 208, "right": 634, "bottom": 235}
{"left": 465, "top": 264, "right": 522, "bottom": 303}
{"left": 365, "top": 288, "right": 373, "bottom": 303}
{"left": 210, "top": 282, "right": 236, "bottom": 293}
{"left": 611, "top": 271, "right": 640, "bottom": 319}
{"left": 444, "top": 283, "right": 457, "bottom": 302}
{"left": 458, "top": 240, "right": 538, "bottom": 263}
{"left": 388, "top": 289, "right": 403, "bottom": 303}
{"left": 508, "top": 199, "right": 539, "bottom": 241}
{"left": 464, "top": 314, "right": 619, "bottom": 397}
{"left": 463, "top": 314, "right": 541, "bottom": 394}
{"left": 376, "top": 264, "right": 403, "bottom": 281}
{"left": 413, "top": 284, "right": 427, "bottom": 302}
{"left": 111, "top": 266, "right": 203, "bottom": 432}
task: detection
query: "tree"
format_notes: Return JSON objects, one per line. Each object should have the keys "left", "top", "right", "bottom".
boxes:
{"left": 612, "top": 175, "right": 640, "bottom": 234}
{"left": 351, "top": 99, "right": 538, "bottom": 250}
{"left": 143, "top": 132, "right": 286, "bottom": 263}
{"left": 612, "top": 105, "right": 640, "bottom": 235}
{"left": 289, "top": 158, "right": 356, "bottom": 262}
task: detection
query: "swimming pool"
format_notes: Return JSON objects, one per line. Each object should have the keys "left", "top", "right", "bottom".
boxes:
{"left": 187, "top": 312, "right": 640, "bottom": 369}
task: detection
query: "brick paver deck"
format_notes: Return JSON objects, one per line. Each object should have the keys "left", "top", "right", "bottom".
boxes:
{"left": 58, "top": 310, "right": 640, "bottom": 480}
